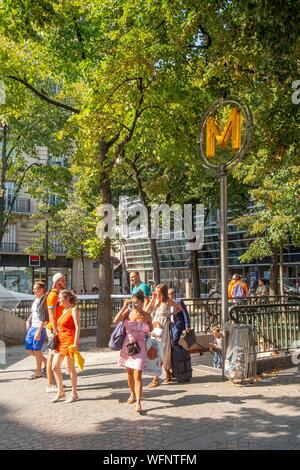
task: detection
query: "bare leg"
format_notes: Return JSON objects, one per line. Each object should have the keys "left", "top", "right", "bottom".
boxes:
{"left": 42, "top": 354, "right": 47, "bottom": 368}
{"left": 26, "top": 350, "right": 36, "bottom": 376}
{"left": 26, "top": 349, "right": 35, "bottom": 363}
{"left": 33, "top": 350, "right": 43, "bottom": 376}
{"left": 162, "top": 368, "right": 171, "bottom": 383}
{"left": 67, "top": 356, "right": 78, "bottom": 398}
{"left": 133, "top": 369, "right": 143, "bottom": 413}
{"left": 126, "top": 368, "right": 136, "bottom": 402}
{"left": 47, "top": 354, "right": 55, "bottom": 386}
{"left": 52, "top": 353, "right": 65, "bottom": 397}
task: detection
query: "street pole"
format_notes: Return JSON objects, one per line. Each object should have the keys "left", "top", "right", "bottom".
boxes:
{"left": 197, "top": 96, "right": 253, "bottom": 380}
{"left": 220, "top": 164, "right": 228, "bottom": 379}
{"left": 45, "top": 219, "right": 49, "bottom": 289}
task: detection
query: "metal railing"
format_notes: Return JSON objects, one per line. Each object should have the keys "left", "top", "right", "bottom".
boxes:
{"left": 14, "top": 296, "right": 128, "bottom": 329}
{"left": 4, "top": 197, "right": 31, "bottom": 213}
{"left": 0, "top": 242, "right": 18, "bottom": 252}
{"left": 52, "top": 244, "right": 65, "bottom": 255}
{"left": 14, "top": 295, "right": 300, "bottom": 354}
{"left": 229, "top": 301, "right": 300, "bottom": 354}
{"left": 183, "top": 298, "right": 222, "bottom": 333}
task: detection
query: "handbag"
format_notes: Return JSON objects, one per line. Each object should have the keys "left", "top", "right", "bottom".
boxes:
{"left": 109, "top": 321, "right": 126, "bottom": 351}
{"left": 126, "top": 341, "right": 141, "bottom": 356}
{"left": 180, "top": 329, "right": 196, "bottom": 350}
{"left": 47, "top": 333, "right": 58, "bottom": 350}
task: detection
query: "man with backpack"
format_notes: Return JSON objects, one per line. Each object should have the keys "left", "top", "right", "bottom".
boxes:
{"left": 228, "top": 274, "right": 248, "bottom": 302}
{"left": 25, "top": 281, "right": 48, "bottom": 379}
{"left": 45, "top": 272, "right": 67, "bottom": 393}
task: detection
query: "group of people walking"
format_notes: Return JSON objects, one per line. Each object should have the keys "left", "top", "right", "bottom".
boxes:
{"left": 115, "top": 272, "right": 191, "bottom": 414}
{"left": 25, "top": 273, "right": 81, "bottom": 403}
{"left": 24, "top": 270, "right": 192, "bottom": 414}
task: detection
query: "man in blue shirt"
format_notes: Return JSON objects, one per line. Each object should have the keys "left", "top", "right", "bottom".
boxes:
{"left": 130, "top": 271, "right": 150, "bottom": 306}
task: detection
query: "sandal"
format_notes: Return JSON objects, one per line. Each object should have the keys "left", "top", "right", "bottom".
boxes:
{"left": 65, "top": 395, "right": 79, "bottom": 403}
{"left": 148, "top": 378, "right": 160, "bottom": 388}
{"left": 51, "top": 392, "right": 66, "bottom": 403}
{"left": 28, "top": 374, "right": 42, "bottom": 380}
{"left": 127, "top": 394, "right": 136, "bottom": 404}
{"left": 136, "top": 403, "right": 142, "bottom": 414}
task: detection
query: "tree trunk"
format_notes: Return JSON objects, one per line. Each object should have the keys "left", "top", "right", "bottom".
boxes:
{"left": 0, "top": 124, "right": 8, "bottom": 246}
{"left": 97, "top": 140, "right": 113, "bottom": 348}
{"left": 269, "top": 245, "right": 279, "bottom": 297}
{"left": 131, "top": 159, "right": 160, "bottom": 285}
{"left": 279, "top": 241, "right": 285, "bottom": 298}
{"left": 191, "top": 249, "right": 200, "bottom": 298}
{"left": 80, "top": 249, "right": 87, "bottom": 294}
{"left": 149, "top": 236, "right": 160, "bottom": 285}
{"left": 98, "top": 235, "right": 113, "bottom": 348}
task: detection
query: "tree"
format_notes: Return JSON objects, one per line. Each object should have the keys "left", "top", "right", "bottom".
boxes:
{"left": 57, "top": 196, "right": 103, "bottom": 294}
{"left": 234, "top": 164, "right": 300, "bottom": 295}
{"left": 0, "top": 0, "right": 213, "bottom": 346}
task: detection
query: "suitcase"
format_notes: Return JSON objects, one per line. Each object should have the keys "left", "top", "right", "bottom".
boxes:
{"left": 171, "top": 345, "right": 192, "bottom": 383}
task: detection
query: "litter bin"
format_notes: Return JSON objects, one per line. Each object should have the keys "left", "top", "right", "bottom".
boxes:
{"left": 224, "top": 324, "right": 257, "bottom": 383}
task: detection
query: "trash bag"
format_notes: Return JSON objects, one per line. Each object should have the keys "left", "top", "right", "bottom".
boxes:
{"left": 224, "top": 324, "right": 256, "bottom": 382}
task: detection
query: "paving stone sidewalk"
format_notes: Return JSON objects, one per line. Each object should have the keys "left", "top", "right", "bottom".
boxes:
{"left": 1, "top": 340, "right": 300, "bottom": 450}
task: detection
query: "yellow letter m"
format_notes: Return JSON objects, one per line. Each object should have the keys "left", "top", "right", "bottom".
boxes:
{"left": 206, "top": 107, "right": 241, "bottom": 158}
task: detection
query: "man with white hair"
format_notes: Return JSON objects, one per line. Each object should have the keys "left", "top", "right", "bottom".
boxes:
{"left": 45, "top": 272, "right": 67, "bottom": 392}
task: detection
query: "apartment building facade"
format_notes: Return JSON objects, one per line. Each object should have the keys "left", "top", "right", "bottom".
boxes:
{"left": 0, "top": 148, "right": 70, "bottom": 292}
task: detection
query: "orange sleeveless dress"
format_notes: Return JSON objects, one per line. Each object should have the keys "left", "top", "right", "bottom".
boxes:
{"left": 57, "top": 308, "right": 76, "bottom": 356}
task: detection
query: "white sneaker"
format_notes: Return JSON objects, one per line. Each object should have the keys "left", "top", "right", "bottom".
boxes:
{"left": 46, "top": 385, "right": 58, "bottom": 393}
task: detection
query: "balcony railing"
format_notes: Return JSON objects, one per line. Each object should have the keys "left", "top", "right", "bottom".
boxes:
{"left": 0, "top": 242, "right": 18, "bottom": 252}
{"left": 52, "top": 244, "right": 65, "bottom": 254}
{"left": 4, "top": 197, "right": 31, "bottom": 213}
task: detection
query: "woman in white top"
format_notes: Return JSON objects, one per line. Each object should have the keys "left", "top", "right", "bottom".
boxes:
{"left": 25, "top": 282, "right": 47, "bottom": 379}
{"left": 145, "top": 283, "right": 181, "bottom": 387}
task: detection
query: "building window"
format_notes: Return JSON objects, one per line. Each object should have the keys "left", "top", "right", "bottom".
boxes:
{"left": 1, "top": 223, "right": 17, "bottom": 252}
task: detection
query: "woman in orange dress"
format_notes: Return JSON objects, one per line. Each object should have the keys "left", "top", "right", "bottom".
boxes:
{"left": 52, "top": 290, "right": 80, "bottom": 403}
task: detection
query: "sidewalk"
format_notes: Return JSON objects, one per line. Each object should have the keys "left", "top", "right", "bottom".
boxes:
{"left": 1, "top": 339, "right": 300, "bottom": 450}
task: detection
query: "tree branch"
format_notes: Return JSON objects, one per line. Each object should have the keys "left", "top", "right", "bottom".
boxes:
{"left": 7, "top": 75, "right": 80, "bottom": 114}
{"left": 131, "top": 157, "right": 149, "bottom": 207}
{"left": 107, "top": 132, "right": 121, "bottom": 149}
{"left": 73, "top": 18, "right": 86, "bottom": 60}
{"left": 97, "top": 77, "right": 144, "bottom": 110}
{"left": 198, "top": 24, "right": 212, "bottom": 49}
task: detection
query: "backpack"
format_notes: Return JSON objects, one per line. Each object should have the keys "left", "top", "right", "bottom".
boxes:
{"left": 232, "top": 282, "right": 244, "bottom": 299}
{"left": 36, "top": 290, "right": 52, "bottom": 322}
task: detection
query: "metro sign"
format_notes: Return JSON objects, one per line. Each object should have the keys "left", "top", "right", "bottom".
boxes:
{"left": 206, "top": 107, "right": 241, "bottom": 158}
{"left": 198, "top": 96, "right": 253, "bottom": 170}
{"left": 29, "top": 255, "right": 40, "bottom": 267}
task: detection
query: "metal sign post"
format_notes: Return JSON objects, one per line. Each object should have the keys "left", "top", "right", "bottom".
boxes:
{"left": 220, "top": 164, "right": 229, "bottom": 346}
{"left": 197, "top": 96, "right": 253, "bottom": 379}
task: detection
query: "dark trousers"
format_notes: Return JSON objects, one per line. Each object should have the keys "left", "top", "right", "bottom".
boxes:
{"left": 170, "top": 322, "right": 185, "bottom": 348}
